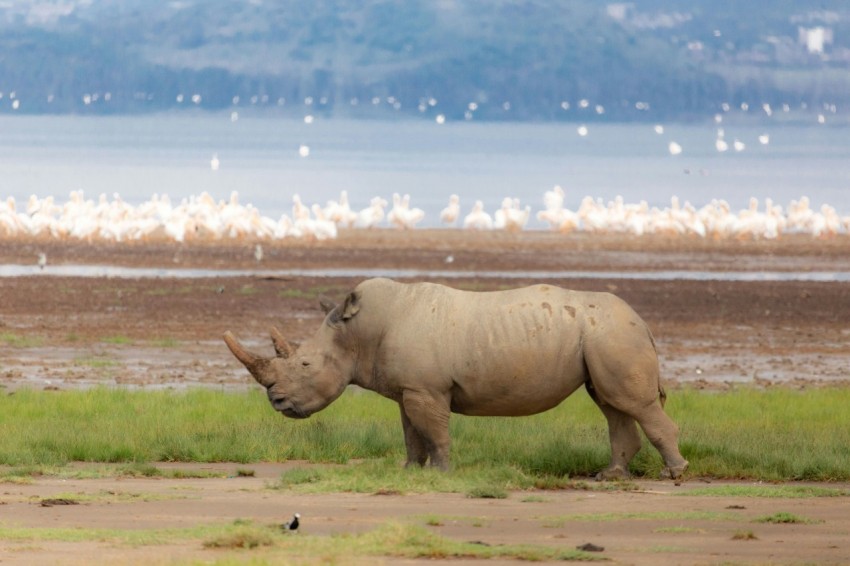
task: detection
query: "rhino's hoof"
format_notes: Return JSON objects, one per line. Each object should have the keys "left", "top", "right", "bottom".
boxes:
{"left": 595, "top": 466, "right": 630, "bottom": 482}
{"left": 660, "top": 460, "right": 689, "bottom": 480}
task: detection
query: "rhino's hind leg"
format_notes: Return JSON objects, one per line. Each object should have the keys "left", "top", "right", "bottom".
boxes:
{"left": 593, "top": 402, "right": 642, "bottom": 481}
{"left": 583, "top": 339, "right": 688, "bottom": 481}
{"left": 631, "top": 403, "right": 689, "bottom": 480}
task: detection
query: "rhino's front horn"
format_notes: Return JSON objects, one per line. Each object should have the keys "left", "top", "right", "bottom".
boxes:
{"left": 223, "top": 331, "right": 274, "bottom": 387}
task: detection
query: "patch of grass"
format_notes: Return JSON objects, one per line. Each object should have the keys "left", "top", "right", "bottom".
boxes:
{"left": 344, "top": 523, "right": 604, "bottom": 561}
{"left": 0, "top": 333, "right": 43, "bottom": 348}
{"left": 753, "top": 512, "right": 822, "bottom": 525}
{"left": 238, "top": 286, "right": 258, "bottom": 296}
{"left": 38, "top": 490, "right": 185, "bottom": 504}
{"left": 732, "top": 530, "right": 758, "bottom": 540}
{"left": 101, "top": 335, "right": 132, "bottom": 345}
{"left": 202, "top": 521, "right": 275, "bottom": 549}
{"left": 145, "top": 288, "right": 171, "bottom": 297}
{"left": 466, "top": 485, "right": 508, "bottom": 499}
{"left": 278, "top": 466, "right": 326, "bottom": 488}
{"left": 0, "top": 521, "right": 603, "bottom": 561}
{"left": 423, "top": 515, "right": 444, "bottom": 527}
{"left": 543, "top": 511, "right": 737, "bottom": 527}
{"left": 151, "top": 337, "right": 179, "bottom": 348}
{"left": 678, "top": 485, "right": 850, "bottom": 498}
{"left": 118, "top": 463, "right": 163, "bottom": 477}
{"left": 654, "top": 526, "right": 705, "bottom": 534}
{"left": 278, "top": 284, "right": 347, "bottom": 301}
{"left": 673, "top": 387, "right": 850, "bottom": 481}
{"left": 650, "top": 545, "right": 689, "bottom": 553}
{"left": 521, "top": 495, "right": 550, "bottom": 503}
{"left": 236, "top": 468, "right": 255, "bottom": 477}
{"left": 1, "top": 387, "right": 849, "bottom": 485}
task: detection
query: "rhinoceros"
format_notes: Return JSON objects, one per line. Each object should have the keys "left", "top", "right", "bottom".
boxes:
{"left": 224, "top": 277, "right": 688, "bottom": 480}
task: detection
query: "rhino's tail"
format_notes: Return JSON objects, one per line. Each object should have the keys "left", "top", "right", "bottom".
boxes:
{"left": 646, "top": 325, "right": 667, "bottom": 408}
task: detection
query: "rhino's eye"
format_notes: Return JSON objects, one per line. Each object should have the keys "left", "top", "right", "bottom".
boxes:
{"left": 301, "top": 361, "right": 310, "bottom": 367}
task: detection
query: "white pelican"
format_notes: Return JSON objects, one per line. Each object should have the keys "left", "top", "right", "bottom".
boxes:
{"left": 494, "top": 197, "right": 530, "bottom": 233}
{"left": 354, "top": 197, "right": 388, "bottom": 229}
{"left": 463, "top": 200, "right": 493, "bottom": 230}
{"left": 387, "top": 193, "right": 425, "bottom": 230}
{"left": 440, "top": 194, "right": 460, "bottom": 226}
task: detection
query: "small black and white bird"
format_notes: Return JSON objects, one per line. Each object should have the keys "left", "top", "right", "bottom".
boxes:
{"left": 282, "top": 513, "right": 300, "bottom": 532}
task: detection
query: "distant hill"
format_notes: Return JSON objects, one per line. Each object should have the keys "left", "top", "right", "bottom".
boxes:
{"left": 1, "top": 0, "right": 848, "bottom": 120}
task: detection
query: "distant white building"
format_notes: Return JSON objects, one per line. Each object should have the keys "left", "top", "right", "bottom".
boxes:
{"left": 798, "top": 26, "right": 833, "bottom": 54}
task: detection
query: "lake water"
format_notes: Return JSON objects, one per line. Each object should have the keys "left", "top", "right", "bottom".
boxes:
{"left": 1, "top": 113, "right": 848, "bottom": 226}
{"left": 2, "top": 264, "right": 849, "bottom": 282}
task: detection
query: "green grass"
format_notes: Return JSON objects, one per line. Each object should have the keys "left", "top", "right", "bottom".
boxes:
{"left": 677, "top": 485, "right": 850, "bottom": 498}
{"left": 0, "top": 520, "right": 602, "bottom": 561}
{"left": 753, "top": 512, "right": 822, "bottom": 525}
{"left": 0, "top": 332, "right": 43, "bottom": 348}
{"left": 466, "top": 485, "right": 508, "bottom": 499}
{"left": 0, "top": 387, "right": 849, "bottom": 485}
{"left": 542, "top": 511, "right": 738, "bottom": 527}
{"left": 101, "top": 335, "right": 132, "bottom": 345}
{"left": 278, "top": 284, "right": 348, "bottom": 300}
{"left": 654, "top": 526, "right": 704, "bottom": 534}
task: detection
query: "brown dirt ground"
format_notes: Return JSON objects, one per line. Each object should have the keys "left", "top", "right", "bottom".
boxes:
{"left": 1, "top": 230, "right": 849, "bottom": 564}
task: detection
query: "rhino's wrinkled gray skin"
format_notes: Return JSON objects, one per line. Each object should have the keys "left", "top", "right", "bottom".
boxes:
{"left": 224, "top": 278, "right": 688, "bottom": 480}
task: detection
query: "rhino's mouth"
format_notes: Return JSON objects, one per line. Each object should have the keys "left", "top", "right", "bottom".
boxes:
{"left": 279, "top": 406, "right": 309, "bottom": 419}
{"left": 271, "top": 397, "right": 309, "bottom": 419}
{"left": 268, "top": 392, "right": 309, "bottom": 419}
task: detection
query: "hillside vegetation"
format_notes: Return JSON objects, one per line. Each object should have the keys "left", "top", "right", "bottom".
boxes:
{"left": 1, "top": 0, "right": 849, "bottom": 120}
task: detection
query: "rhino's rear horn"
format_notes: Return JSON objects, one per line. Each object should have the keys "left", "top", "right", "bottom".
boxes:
{"left": 270, "top": 326, "right": 296, "bottom": 358}
{"left": 318, "top": 296, "right": 336, "bottom": 314}
{"left": 223, "top": 331, "right": 274, "bottom": 387}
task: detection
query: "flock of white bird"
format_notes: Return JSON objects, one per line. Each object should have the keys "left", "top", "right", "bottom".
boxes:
{"left": 0, "top": 188, "right": 848, "bottom": 243}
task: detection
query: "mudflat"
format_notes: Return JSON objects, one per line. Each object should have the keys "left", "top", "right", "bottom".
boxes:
{"left": 1, "top": 230, "right": 849, "bottom": 565}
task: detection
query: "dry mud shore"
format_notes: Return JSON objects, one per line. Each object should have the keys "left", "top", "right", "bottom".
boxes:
{"left": 1, "top": 230, "right": 849, "bottom": 565}
{"left": 1, "top": 230, "right": 848, "bottom": 391}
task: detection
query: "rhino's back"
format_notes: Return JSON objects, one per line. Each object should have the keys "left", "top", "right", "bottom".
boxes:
{"left": 354, "top": 279, "right": 648, "bottom": 416}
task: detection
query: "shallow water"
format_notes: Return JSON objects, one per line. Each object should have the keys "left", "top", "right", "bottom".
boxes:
{"left": 2, "top": 115, "right": 848, "bottom": 225}
{"left": 3, "top": 263, "right": 849, "bottom": 282}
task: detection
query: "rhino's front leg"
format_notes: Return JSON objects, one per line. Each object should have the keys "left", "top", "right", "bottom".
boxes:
{"left": 399, "top": 403, "right": 428, "bottom": 467}
{"left": 401, "top": 390, "right": 451, "bottom": 470}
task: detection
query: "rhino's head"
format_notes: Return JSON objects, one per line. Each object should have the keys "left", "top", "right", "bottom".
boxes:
{"left": 223, "top": 293, "right": 360, "bottom": 419}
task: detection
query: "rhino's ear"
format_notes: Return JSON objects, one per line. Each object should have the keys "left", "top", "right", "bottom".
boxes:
{"left": 270, "top": 326, "right": 296, "bottom": 359}
{"left": 340, "top": 291, "right": 360, "bottom": 320}
{"left": 318, "top": 296, "right": 336, "bottom": 314}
